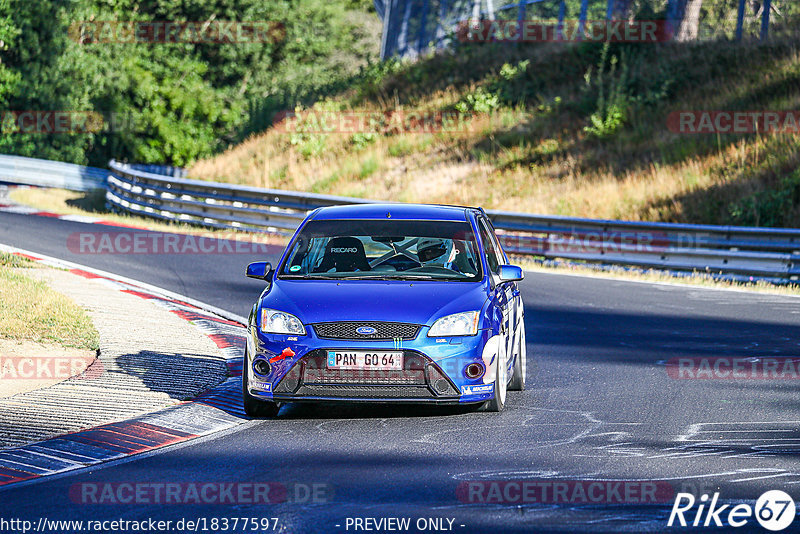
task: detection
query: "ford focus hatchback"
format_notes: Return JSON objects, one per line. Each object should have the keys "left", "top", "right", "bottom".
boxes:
{"left": 243, "top": 203, "right": 526, "bottom": 416}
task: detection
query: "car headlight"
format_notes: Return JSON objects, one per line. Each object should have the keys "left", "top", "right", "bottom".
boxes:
{"left": 261, "top": 308, "right": 305, "bottom": 335}
{"left": 428, "top": 311, "right": 480, "bottom": 337}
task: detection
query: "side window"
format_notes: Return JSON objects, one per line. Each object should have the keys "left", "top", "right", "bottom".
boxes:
{"left": 479, "top": 220, "right": 500, "bottom": 275}
{"left": 485, "top": 219, "right": 508, "bottom": 264}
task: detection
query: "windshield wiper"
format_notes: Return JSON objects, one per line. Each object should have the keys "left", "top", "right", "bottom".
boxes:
{"left": 336, "top": 274, "right": 399, "bottom": 280}
{"left": 328, "top": 273, "right": 443, "bottom": 280}
{"left": 384, "top": 273, "right": 448, "bottom": 280}
{"left": 279, "top": 274, "right": 342, "bottom": 280}
{"left": 345, "top": 273, "right": 465, "bottom": 281}
{"left": 280, "top": 274, "right": 400, "bottom": 280}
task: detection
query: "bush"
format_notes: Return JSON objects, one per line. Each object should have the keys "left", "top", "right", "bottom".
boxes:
{"left": 455, "top": 87, "right": 501, "bottom": 114}
{"left": 0, "top": 0, "right": 378, "bottom": 166}
{"left": 582, "top": 45, "right": 630, "bottom": 139}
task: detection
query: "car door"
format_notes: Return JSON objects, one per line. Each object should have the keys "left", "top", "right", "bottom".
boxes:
{"left": 486, "top": 218, "right": 523, "bottom": 357}
{"left": 478, "top": 218, "right": 515, "bottom": 382}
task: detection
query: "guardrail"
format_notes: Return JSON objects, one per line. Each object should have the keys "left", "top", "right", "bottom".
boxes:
{"left": 107, "top": 160, "right": 800, "bottom": 281}
{"left": 0, "top": 154, "right": 795, "bottom": 281}
{"left": 107, "top": 160, "right": 374, "bottom": 234}
{"left": 490, "top": 212, "right": 800, "bottom": 280}
{"left": 0, "top": 154, "right": 107, "bottom": 191}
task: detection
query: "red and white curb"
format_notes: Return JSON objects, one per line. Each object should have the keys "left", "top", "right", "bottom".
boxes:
{"left": 0, "top": 244, "right": 252, "bottom": 488}
{"left": 0, "top": 203, "right": 140, "bottom": 227}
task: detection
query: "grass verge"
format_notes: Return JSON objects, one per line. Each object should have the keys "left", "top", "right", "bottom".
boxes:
{"left": 0, "top": 253, "right": 100, "bottom": 350}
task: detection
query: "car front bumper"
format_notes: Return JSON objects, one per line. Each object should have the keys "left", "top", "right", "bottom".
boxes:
{"left": 246, "top": 326, "right": 498, "bottom": 405}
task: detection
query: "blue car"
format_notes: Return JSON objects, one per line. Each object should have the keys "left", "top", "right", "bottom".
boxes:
{"left": 243, "top": 203, "right": 526, "bottom": 416}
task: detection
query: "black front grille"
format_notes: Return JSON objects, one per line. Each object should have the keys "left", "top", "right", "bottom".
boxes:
{"left": 312, "top": 321, "right": 421, "bottom": 340}
{"left": 304, "top": 367, "right": 424, "bottom": 385}
{"left": 296, "top": 384, "right": 433, "bottom": 398}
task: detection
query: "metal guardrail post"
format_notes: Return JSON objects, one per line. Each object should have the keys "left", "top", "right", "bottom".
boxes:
{"left": 578, "top": 0, "right": 589, "bottom": 40}
{"left": 417, "top": 0, "right": 430, "bottom": 53}
{"left": 735, "top": 0, "right": 745, "bottom": 41}
{"left": 665, "top": 0, "right": 679, "bottom": 40}
{"left": 760, "top": 0, "right": 771, "bottom": 41}
{"left": 380, "top": 0, "right": 394, "bottom": 58}
{"left": 435, "top": 0, "right": 449, "bottom": 47}
{"left": 399, "top": 0, "right": 414, "bottom": 56}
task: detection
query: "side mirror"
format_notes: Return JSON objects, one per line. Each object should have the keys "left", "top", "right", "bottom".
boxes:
{"left": 246, "top": 261, "right": 273, "bottom": 281}
{"left": 498, "top": 264, "right": 524, "bottom": 282}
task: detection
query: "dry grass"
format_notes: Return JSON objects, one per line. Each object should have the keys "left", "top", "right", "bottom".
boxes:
{"left": 189, "top": 114, "right": 728, "bottom": 219}
{"left": 9, "top": 187, "right": 214, "bottom": 233}
{"left": 189, "top": 35, "right": 800, "bottom": 227}
{"left": 0, "top": 251, "right": 33, "bottom": 269}
{"left": 8, "top": 187, "right": 108, "bottom": 217}
{"left": 0, "top": 255, "right": 99, "bottom": 350}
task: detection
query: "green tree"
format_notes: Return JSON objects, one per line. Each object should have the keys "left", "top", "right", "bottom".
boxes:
{"left": 0, "top": 0, "right": 378, "bottom": 166}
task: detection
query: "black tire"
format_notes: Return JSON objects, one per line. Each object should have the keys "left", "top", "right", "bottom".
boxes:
{"left": 483, "top": 347, "right": 507, "bottom": 413}
{"left": 242, "top": 349, "right": 280, "bottom": 418}
{"left": 508, "top": 326, "right": 526, "bottom": 391}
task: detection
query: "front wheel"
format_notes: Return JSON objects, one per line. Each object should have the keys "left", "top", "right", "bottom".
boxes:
{"left": 483, "top": 350, "right": 507, "bottom": 413}
{"left": 508, "top": 326, "right": 526, "bottom": 391}
{"left": 242, "top": 350, "right": 280, "bottom": 418}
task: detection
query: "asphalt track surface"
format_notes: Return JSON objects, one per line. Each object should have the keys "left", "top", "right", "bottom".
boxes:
{"left": 2, "top": 210, "right": 800, "bottom": 533}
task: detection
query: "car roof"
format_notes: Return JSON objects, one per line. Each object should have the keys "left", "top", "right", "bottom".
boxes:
{"left": 309, "top": 203, "right": 482, "bottom": 222}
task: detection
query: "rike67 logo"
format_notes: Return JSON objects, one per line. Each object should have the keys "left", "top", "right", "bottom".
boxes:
{"left": 668, "top": 490, "right": 796, "bottom": 531}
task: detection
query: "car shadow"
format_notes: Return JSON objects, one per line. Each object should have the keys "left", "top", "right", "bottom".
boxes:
{"left": 277, "top": 400, "right": 480, "bottom": 420}
{"left": 114, "top": 350, "right": 229, "bottom": 401}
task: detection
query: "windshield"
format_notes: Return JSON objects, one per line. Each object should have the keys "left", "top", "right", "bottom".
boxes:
{"left": 279, "top": 219, "right": 482, "bottom": 281}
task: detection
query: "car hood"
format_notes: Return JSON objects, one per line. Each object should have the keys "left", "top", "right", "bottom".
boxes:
{"left": 261, "top": 279, "right": 488, "bottom": 326}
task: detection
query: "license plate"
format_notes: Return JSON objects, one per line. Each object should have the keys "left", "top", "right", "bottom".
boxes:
{"left": 326, "top": 351, "right": 403, "bottom": 370}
